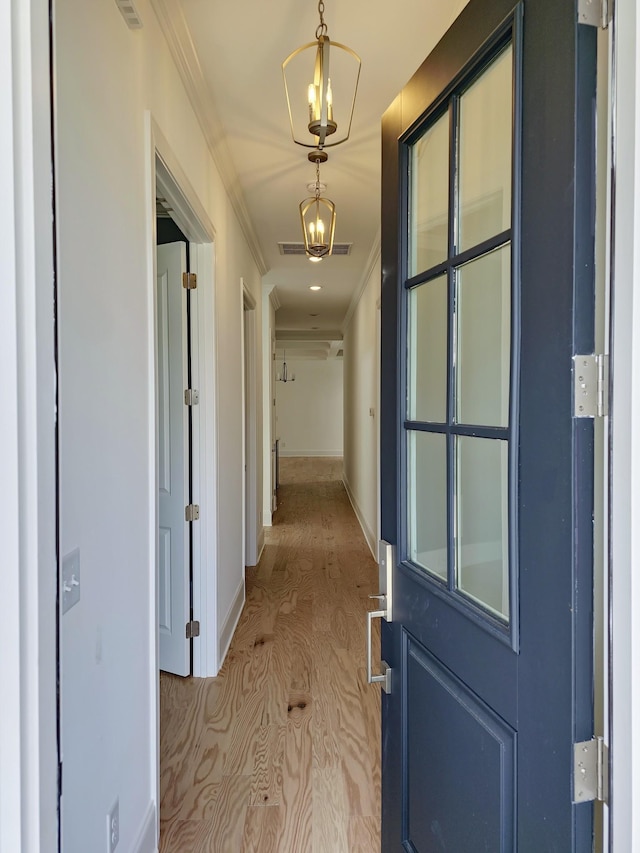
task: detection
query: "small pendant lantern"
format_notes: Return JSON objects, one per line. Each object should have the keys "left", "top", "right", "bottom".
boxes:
{"left": 299, "top": 151, "right": 336, "bottom": 259}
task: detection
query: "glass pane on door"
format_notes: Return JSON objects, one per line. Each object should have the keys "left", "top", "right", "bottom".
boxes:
{"left": 458, "top": 46, "right": 513, "bottom": 252}
{"left": 456, "top": 436, "right": 509, "bottom": 620}
{"left": 456, "top": 245, "right": 511, "bottom": 427}
{"left": 408, "top": 431, "right": 448, "bottom": 580}
{"left": 408, "top": 275, "right": 448, "bottom": 423}
{"left": 409, "top": 112, "right": 450, "bottom": 276}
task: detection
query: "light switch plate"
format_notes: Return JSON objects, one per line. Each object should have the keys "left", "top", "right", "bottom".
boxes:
{"left": 62, "top": 548, "right": 81, "bottom": 614}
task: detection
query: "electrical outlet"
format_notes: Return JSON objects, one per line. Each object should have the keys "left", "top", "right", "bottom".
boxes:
{"left": 107, "top": 798, "right": 119, "bottom": 852}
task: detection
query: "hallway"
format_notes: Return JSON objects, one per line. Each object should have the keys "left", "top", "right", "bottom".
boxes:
{"left": 159, "top": 457, "right": 381, "bottom": 852}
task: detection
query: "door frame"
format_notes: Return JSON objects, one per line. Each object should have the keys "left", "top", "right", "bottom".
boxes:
{"left": 241, "top": 281, "right": 260, "bottom": 567}
{"left": 1, "top": 0, "right": 58, "bottom": 849}
{"left": 610, "top": 0, "right": 640, "bottom": 846}
{"left": 145, "top": 113, "right": 220, "bottom": 822}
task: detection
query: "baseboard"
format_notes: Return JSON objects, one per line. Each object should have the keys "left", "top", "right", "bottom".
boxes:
{"left": 218, "top": 579, "right": 245, "bottom": 669}
{"left": 280, "top": 450, "right": 344, "bottom": 457}
{"left": 342, "top": 475, "right": 377, "bottom": 560}
{"left": 256, "top": 527, "right": 266, "bottom": 562}
{"left": 132, "top": 802, "right": 157, "bottom": 853}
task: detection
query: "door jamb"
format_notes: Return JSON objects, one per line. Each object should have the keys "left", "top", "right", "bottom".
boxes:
{"left": 242, "top": 282, "right": 259, "bottom": 567}
{"left": 609, "top": 0, "right": 640, "bottom": 847}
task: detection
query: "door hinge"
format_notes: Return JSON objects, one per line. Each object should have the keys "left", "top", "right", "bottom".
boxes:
{"left": 578, "top": 0, "right": 612, "bottom": 28}
{"left": 184, "top": 389, "right": 200, "bottom": 406}
{"left": 574, "top": 737, "right": 609, "bottom": 804}
{"left": 182, "top": 272, "right": 197, "bottom": 290}
{"left": 186, "top": 620, "right": 200, "bottom": 639}
{"left": 185, "top": 503, "right": 200, "bottom": 521}
{"left": 573, "top": 354, "right": 609, "bottom": 418}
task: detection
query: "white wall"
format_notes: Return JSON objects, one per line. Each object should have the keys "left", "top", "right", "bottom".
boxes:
{"left": 54, "top": 0, "right": 262, "bottom": 850}
{"left": 342, "top": 253, "right": 381, "bottom": 557}
{"left": 275, "top": 358, "right": 343, "bottom": 456}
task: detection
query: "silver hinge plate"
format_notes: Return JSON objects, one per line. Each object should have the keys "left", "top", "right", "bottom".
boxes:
{"left": 573, "top": 354, "right": 609, "bottom": 418}
{"left": 182, "top": 272, "right": 197, "bottom": 290}
{"left": 186, "top": 620, "right": 200, "bottom": 639}
{"left": 185, "top": 504, "right": 200, "bottom": 521}
{"left": 573, "top": 737, "right": 609, "bottom": 803}
{"left": 578, "top": 0, "right": 612, "bottom": 28}
{"left": 184, "top": 389, "right": 200, "bottom": 406}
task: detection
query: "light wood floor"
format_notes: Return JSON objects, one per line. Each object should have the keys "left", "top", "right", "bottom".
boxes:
{"left": 159, "top": 457, "right": 381, "bottom": 852}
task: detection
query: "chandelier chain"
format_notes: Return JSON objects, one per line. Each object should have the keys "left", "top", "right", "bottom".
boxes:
{"left": 316, "top": 0, "right": 328, "bottom": 39}
{"left": 315, "top": 159, "right": 321, "bottom": 200}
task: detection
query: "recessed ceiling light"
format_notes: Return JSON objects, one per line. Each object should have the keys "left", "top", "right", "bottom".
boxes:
{"left": 309, "top": 285, "right": 322, "bottom": 291}
{"left": 309, "top": 313, "right": 319, "bottom": 317}
{"left": 311, "top": 326, "right": 319, "bottom": 330}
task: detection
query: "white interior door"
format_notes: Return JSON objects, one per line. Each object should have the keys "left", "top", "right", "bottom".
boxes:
{"left": 157, "top": 241, "right": 190, "bottom": 676}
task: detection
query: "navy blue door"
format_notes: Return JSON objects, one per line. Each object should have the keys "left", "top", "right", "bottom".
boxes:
{"left": 379, "top": 0, "right": 596, "bottom": 849}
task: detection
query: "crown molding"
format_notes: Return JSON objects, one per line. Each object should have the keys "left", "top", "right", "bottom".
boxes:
{"left": 262, "top": 282, "right": 280, "bottom": 311}
{"left": 150, "top": 0, "right": 268, "bottom": 276}
{"left": 341, "top": 226, "right": 381, "bottom": 333}
{"left": 268, "top": 286, "right": 281, "bottom": 312}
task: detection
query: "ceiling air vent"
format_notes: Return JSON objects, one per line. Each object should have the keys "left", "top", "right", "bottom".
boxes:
{"left": 115, "top": 0, "right": 143, "bottom": 28}
{"left": 278, "top": 242, "right": 352, "bottom": 256}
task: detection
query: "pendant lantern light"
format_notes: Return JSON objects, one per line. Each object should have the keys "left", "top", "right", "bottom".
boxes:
{"left": 282, "top": 0, "right": 361, "bottom": 150}
{"left": 299, "top": 151, "right": 336, "bottom": 258}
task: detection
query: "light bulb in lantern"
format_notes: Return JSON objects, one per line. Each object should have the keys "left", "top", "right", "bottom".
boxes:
{"left": 308, "top": 83, "right": 317, "bottom": 122}
{"left": 327, "top": 79, "right": 333, "bottom": 121}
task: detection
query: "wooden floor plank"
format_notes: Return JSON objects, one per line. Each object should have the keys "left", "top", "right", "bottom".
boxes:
{"left": 160, "top": 457, "right": 381, "bottom": 852}
{"left": 241, "top": 805, "right": 283, "bottom": 852}
{"left": 312, "top": 765, "right": 349, "bottom": 852}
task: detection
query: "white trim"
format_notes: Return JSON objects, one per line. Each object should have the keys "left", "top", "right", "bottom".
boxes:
{"left": 218, "top": 580, "right": 245, "bottom": 670}
{"left": 280, "top": 450, "right": 343, "bottom": 457}
{"left": 342, "top": 475, "right": 377, "bottom": 560}
{"left": 131, "top": 803, "right": 157, "bottom": 853}
{"left": 144, "top": 116, "right": 161, "bottom": 843}
{"left": 256, "top": 527, "right": 266, "bottom": 563}
{"left": 0, "top": 1, "right": 57, "bottom": 850}
{"left": 242, "top": 281, "right": 259, "bottom": 567}
{"left": 610, "top": 0, "right": 640, "bottom": 846}
{"left": 243, "top": 282, "right": 257, "bottom": 311}
{"left": 268, "top": 286, "right": 281, "bottom": 311}
{"left": 191, "top": 242, "right": 219, "bottom": 677}
{"left": 262, "top": 285, "right": 277, "bottom": 528}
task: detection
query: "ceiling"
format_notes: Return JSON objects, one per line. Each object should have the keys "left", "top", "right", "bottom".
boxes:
{"left": 153, "top": 0, "right": 470, "bottom": 355}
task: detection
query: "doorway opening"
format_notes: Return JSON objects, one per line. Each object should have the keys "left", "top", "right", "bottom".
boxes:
{"left": 149, "top": 124, "right": 221, "bottom": 844}
{"left": 156, "top": 211, "right": 193, "bottom": 677}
